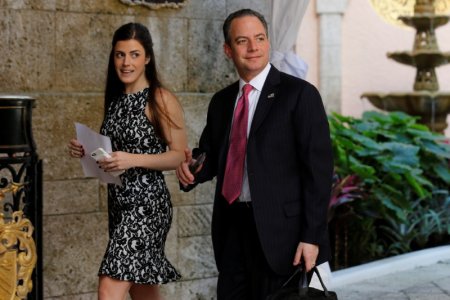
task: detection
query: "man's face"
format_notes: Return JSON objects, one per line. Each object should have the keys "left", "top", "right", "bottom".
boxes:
{"left": 224, "top": 15, "right": 270, "bottom": 82}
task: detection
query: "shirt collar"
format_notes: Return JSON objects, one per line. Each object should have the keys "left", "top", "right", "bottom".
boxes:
{"left": 239, "top": 63, "right": 271, "bottom": 92}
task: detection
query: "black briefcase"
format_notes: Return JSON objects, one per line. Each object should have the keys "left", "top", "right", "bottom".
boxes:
{"left": 266, "top": 265, "right": 338, "bottom": 300}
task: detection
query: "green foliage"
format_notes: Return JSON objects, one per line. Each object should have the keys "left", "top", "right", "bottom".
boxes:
{"left": 328, "top": 111, "right": 450, "bottom": 269}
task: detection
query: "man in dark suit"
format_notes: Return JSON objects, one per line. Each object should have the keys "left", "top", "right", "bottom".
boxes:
{"left": 176, "top": 8, "right": 333, "bottom": 300}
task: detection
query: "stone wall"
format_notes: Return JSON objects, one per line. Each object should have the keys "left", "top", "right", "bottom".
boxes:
{"left": 0, "top": 0, "right": 270, "bottom": 299}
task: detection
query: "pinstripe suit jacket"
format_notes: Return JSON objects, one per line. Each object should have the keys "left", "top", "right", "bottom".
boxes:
{"left": 191, "top": 65, "right": 333, "bottom": 276}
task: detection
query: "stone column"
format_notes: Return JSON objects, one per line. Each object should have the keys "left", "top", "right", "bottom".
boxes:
{"left": 316, "top": 0, "right": 348, "bottom": 113}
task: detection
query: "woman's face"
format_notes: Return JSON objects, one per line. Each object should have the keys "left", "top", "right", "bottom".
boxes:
{"left": 113, "top": 39, "right": 150, "bottom": 93}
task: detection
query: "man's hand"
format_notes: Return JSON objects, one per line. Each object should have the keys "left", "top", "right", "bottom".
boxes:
{"left": 293, "top": 242, "right": 319, "bottom": 272}
{"left": 175, "top": 148, "right": 195, "bottom": 187}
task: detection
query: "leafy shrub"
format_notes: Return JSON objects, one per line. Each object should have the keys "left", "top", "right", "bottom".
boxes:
{"left": 328, "top": 111, "right": 450, "bottom": 269}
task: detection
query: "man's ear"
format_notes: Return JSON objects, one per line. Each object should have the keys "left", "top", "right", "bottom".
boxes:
{"left": 223, "top": 43, "right": 232, "bottom": 59}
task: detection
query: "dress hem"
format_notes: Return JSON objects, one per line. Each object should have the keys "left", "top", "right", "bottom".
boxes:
{"left": 97, "top": 272, "right": 181, "bottom": 285}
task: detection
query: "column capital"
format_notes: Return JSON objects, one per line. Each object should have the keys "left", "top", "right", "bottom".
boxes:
{"left": 316, "top": 0, "right": 348, "bottom": 14}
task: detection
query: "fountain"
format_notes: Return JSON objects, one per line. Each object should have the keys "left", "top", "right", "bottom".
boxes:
{"left": 362, "top": 0, "right": 450, "bottom": 133}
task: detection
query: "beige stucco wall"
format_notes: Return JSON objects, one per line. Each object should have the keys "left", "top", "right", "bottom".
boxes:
{"left": 0, "top": 1, "right": 270, "bottom": 299}
{"left": 298, "top": 0, "right": 450, "bottom": 136}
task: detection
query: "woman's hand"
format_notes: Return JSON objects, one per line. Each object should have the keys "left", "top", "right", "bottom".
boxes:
{"left": 97, "top": 151, "right": 133, "bottom": 173}
{"left": 67, "top": 139, "right": 85, "bottom": 158}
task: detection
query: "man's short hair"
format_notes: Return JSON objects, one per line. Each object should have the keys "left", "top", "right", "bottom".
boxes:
{"left": 222, "top": 9, "right": 269, "bottom": 45}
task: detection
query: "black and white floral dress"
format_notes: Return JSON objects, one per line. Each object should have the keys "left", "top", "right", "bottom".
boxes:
{"left": 98, "top": 88, "right": 181, "bottom": 284}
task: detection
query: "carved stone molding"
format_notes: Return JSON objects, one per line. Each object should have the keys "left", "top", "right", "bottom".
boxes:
{"left": 119, "top": 0, "right": 187, "bottom": 10}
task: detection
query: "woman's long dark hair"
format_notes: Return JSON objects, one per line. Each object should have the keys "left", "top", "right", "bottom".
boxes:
{"left": 104, "top": 22, "right": 175, "bottom": 142}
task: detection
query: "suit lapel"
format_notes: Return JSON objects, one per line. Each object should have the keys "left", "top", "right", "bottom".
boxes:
{"left": 250, "top": 66, "right": 280, "bottom": 135}
{"left": 218, "top": 82, "right": 239, "bottom": 174}
{"left": 223, "top": 81, "right": 240, "bottom": 139}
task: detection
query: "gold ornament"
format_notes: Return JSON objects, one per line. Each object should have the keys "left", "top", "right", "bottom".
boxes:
{"left": 0, "top": 182, "right": 24, "bottom": 202}
{"left": 0, "top": 183, "right": 36, "bottom": 300}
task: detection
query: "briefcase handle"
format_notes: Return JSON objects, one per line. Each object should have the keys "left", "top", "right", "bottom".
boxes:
{"left": 298, "top": 265, "right": 332, "bottom": 297}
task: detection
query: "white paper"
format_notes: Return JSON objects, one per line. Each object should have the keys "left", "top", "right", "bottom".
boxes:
{"left": 75, "top": 122, "right": 122, "bottom": 186}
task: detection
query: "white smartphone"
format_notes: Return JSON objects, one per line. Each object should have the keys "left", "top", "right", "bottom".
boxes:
{"left": 90, "top": 147, "right": 111, "bottom": 161}
{"left": 90, "top": 148, "right": 124, "bottom": 177}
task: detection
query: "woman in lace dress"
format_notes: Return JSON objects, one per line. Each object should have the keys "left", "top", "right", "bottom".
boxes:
{"left": 68, "top": 23, "right": 187, "bottom": 300}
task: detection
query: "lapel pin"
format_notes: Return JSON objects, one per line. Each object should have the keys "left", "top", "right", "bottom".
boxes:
{"left": 267, "top": 93, "right": 275, "bottom": 99}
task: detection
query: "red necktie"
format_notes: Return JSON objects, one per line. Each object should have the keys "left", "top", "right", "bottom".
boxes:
{"left": 222, "top": 84, "right": 253, "bottom": 204}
